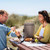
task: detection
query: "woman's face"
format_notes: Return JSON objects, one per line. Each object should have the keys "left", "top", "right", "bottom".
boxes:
{"left": 38, "top": 14, "right": 44, "bottom": 23}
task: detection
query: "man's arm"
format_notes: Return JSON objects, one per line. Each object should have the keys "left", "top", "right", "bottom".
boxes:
{"left": 7, "top": 27, "right": 21, "bottom": 37}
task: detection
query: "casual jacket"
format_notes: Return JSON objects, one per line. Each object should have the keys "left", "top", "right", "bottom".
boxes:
{"left": 34, "top": 23, "right": 50, "bottom": 43}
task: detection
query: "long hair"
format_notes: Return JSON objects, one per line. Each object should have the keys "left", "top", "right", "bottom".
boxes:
{"left": 38, "top": 10, "right": 50, "bottom": 23}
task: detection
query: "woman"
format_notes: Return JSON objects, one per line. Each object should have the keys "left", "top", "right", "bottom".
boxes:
{"left": 34, "top": 10, "right": 50, "bottom": 43}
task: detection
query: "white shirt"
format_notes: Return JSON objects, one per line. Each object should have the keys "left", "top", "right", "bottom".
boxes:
{"left": 39, "top": 27, "right": 45, "bottom": 37}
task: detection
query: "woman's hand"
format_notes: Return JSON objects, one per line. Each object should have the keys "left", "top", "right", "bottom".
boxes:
{"left": 37, "top": 36, "right": 43, "bottom": 40}
{"left": 35, "top": 35, "right": 43, "bottom": 40}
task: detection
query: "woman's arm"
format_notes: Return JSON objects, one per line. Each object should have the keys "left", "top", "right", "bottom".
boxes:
{"left": 40, "top": 26, "right": 50, "bottom": 43}
{"left": 34, "top": 25, "right": 42, "bottom": 38}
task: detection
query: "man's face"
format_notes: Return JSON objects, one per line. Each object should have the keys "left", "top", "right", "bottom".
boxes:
{"left": 1, "top": 13, "right": 8, "bottom": 23}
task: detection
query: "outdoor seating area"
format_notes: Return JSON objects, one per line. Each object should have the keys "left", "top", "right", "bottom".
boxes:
{"left": 9, "top": 23, "right": 50, "bottom": 50}
{"left": 0, "top": 0, "right": 50, "bottom": 50}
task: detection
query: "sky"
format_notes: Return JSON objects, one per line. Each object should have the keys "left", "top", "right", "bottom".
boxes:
{"left": 0, "top": 0, "right": 50, "bottom": 16}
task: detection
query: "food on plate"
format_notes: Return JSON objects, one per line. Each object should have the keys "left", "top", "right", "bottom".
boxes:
{"left": 24, "top": 38, "right": 33, "bottom": 41}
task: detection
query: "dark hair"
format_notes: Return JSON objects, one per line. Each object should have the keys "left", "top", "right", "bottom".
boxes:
{"left": 38, "top": 10, "right": 50, "bottom": 23}
{"left": 0, "top": 10, "right": 8, "bottom": 15}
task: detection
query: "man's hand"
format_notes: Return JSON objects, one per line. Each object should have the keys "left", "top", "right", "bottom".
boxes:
{"left": 15, "top": 31, "right": 21, "bottom": 38}
{"left": 11, "top": 26, "right": 16, "bottom": 31}
{"left": 11, "top": 27, "right": 21, "bottom": 38}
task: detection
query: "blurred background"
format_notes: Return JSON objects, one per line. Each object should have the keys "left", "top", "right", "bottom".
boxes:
{"left": 0, "top": 0, "right": 50, "bottom": 50}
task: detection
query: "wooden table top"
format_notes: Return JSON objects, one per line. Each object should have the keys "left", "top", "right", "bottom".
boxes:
{"left": 9, "top": 40, "right": 50, "bottom": 50}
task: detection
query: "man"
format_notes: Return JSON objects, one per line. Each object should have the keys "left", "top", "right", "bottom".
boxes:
{"left": 0, "top": 10, "right": 20, "bottom": 50}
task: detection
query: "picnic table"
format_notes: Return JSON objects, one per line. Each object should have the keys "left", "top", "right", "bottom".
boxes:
{"left": 9, "top": 39, "right": 50, "bottom": 50}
